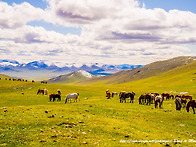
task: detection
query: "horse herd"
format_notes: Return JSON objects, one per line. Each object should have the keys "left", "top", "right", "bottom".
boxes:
{"left": 36, "top": 88, "right": 196, "bottom": 114}
{"left": 37, "top": 89, "right": 79, "bottom": 104}
{"left": 106, "top": 90, "right": 196, "bottom": 114}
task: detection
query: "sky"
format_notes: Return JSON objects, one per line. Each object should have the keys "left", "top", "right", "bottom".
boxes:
{"left": 0, "top": 0, "right": 196, "bottom": 66}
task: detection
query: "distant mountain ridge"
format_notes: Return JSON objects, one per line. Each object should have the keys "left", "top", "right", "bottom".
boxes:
{"left": 0, "top": 60, "right": 143, "bottom": 79}
{"left": 78, "top": 56, "right": 196, "bottom": 85}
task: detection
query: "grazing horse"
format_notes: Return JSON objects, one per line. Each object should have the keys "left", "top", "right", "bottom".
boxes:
{"left": 65, "top": 93, "right": 79, "bottom": 104}
{"left": 175, "top": 95, "right": 187, "bottom": 108}
{"left": 106, "top": 89, "right": 111, "bottom": 99}
{"left": 139, "top": 93, "right": 152, "bottom": 105}
{"left": 37, "top": 89, "right": 44, "bottom": 95}
{"left": 155, "top": 95, "right": 164, "bottom": 109}
{"left": 44, "top": 89, "right": 48, "bottom": 95}
{"left": 182, "top": 95, "right": 192, "bottom": 101}
{"left": 186, "top": 100, "right": 196, "bottom": 114}
{"left": 161, "top": 93, "right": 174, "bottom": 100}
{"left": 174, "top": 96, "right": 182, "bottom": 110}
{"left": 120, "top": 92, "right": 135, "bottom": 103}
{"left": 112, "top": 92, "right": 118, "bottom": 97}
{"left": 49, "top": 94, "right": 61, "bottom": 102}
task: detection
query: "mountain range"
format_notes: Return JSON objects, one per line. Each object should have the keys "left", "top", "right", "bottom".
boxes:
{"left": 0, "top": 60, "right": 143, "bottom": 80}
{"left": 76, "top": 56, "right": 196, "bottom": 85}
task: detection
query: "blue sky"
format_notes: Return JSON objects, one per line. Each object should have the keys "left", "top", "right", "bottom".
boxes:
{"left": 0, "top": 0, "right": 195, "bottom": 65}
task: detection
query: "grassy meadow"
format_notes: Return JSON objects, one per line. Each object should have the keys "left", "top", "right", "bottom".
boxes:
{"left": 0, "top": 65, "right": 196, "bottom": 147}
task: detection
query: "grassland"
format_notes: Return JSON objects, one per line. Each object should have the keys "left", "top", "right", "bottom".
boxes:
{"left": 0, "top": 61, "right": 196, "bottom": 147}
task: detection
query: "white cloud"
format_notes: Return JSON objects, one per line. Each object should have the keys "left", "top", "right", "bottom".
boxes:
{"left": 0, "top": 0, "right": 195, "bottom": 65}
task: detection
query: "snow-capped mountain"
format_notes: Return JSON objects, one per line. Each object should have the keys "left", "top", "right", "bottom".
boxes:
{"left": 0, "top": 60, "right": 143, "bottom": 79}
{"left": 47, "top": 70, "right": 95, "bottom": 84}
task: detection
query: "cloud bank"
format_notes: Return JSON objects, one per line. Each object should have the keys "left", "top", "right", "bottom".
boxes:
{"left": 0, "top": 0, "right": 195, "bottom": 65}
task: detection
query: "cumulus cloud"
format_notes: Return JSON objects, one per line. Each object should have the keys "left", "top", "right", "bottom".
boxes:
{"left": 0, "top": 2, "right": 45, "bottom": 28}
{"left": 0, "top": 0, "right": 195, "bottom": 65}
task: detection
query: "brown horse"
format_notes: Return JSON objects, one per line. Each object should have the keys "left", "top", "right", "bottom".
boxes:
{"left": 106, "top": 89, "right": 111, "bottom": 99}
{"left": 186, "top": 100, "right": 196, "bottom": 114}
{"left": 182, "top": 95, "right": 192, "bottom": 101}
{"left": 139, "top": 93, "right": 152, "bottom": 105}
{"left": 161, "top": 93, "right": 174, "bottom": 100}
{"left": 37, "top": 89, "right": 44, "bottom": 95}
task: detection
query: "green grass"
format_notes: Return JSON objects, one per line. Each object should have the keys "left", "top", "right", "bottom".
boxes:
{"left": 0, "top": 68, "right": 196, "bottom": 147}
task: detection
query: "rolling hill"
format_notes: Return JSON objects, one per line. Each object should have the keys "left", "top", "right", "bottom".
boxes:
{"left": 78, "top": 56, "right": 196, "bottom": 85}
{"left": 47, "top": 70, "right": 94, "bottom": 84}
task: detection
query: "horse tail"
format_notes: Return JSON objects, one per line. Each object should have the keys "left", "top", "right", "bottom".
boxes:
{"left": 37, "top": 89, "right": 40, "bottom": 95}
{"left": 186, "top": 101, "right": 191, "bottom": 112}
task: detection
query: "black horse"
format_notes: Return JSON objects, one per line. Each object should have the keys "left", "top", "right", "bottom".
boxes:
{"left": 120, "top": 92, "right": 135, "bottom": 103}
{"left": 49, "top": 94, "right": 61, "bottom": 102}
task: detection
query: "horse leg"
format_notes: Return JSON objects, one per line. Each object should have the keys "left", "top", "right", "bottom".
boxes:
{"left": 159, "top": 101, "right": 163, "bottom": 109}
{"left": 192, "top": 107, "right": 195, "bottom": 114}
{"left": 155, "top": 101, "right": 158, "bottom": 108}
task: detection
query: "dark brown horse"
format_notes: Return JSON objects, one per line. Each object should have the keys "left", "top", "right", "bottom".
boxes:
{"left": 186, "top": 100, "right": 196, "bottom": 114}
{"left": 139, "top": 93, "right": 152, "bottom": 105}
{"left": 49, "top": 94, "right": 61, "bottom": 102}
{"left": 120, "top": 92, "right": 135, "bottom": 103}
{"left": 161, "top": 93, "right": 174, "bottom": 100}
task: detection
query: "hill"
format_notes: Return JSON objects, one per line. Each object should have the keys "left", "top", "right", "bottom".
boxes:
{"left": 0, "top": 65, "right": 195, "bottom": 146}
{"left": 0, "top": 74, "right": 11, "bottom": 79}
{"left": 47, "top": 70, "right": 94, "bottom": 84}
{"left": 79, "top": 56, "right": 196, "bottom": 85}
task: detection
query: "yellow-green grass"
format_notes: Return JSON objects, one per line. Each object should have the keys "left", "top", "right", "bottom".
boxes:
{"left": 0, "top": 74, "right": 196, "bottom": 146}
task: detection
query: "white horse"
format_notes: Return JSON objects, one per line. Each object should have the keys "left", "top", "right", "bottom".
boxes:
{"left": 65, "top": 93, "right": 79, "bottom": 104}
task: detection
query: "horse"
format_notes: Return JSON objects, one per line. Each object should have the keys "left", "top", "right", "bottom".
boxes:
{"left": 181, "top": 94, "right": 192, "bottom": 101}
{"left": 44, "top": 89, "right": 48, "bottom": 95}
{"left": 150, "top": 93, "right": 159, "bottom": 104}
{"left": 139, "top": 93, "right": 151, "bottom": 105}
{"left": 161, "top": 93, "right": 174, "bottom": 100}
{"left": 186, "top": 100, "right": 196, "bottom": 114}
{"left": 155, "top": 95, "right": 164, "bottom": 109}
{"left": 65, "top": 93, "right": 79, "bottom": 104}
{"left": 174, "top": 96, "right": 182, "bottom": 111}
{"left": 112, "top": 92, "right": 118, "bottom": 97}
{"left": 120, "top": 92, "right": 135, "bottom": 103}
{"left": 49, "top": 94, "right": 61, "bottom": 102}
{"left": 37, "top": 89, "right": 44, "bottom": 95}
{"left": 106, "top": 89, "right": 111, "bottom": 99}
{"left": 175, "top": 95, "right": 187, "bottom": 108}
